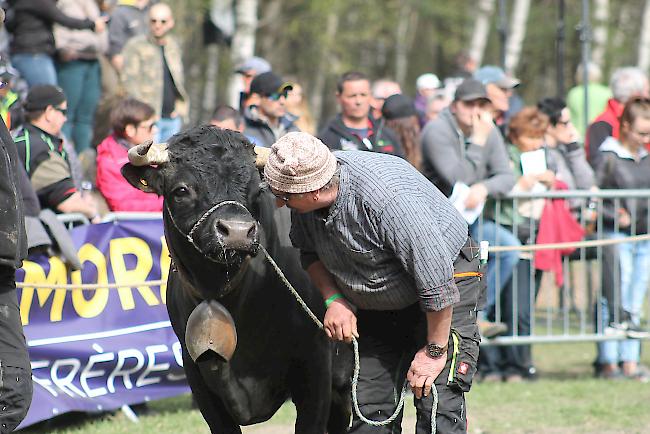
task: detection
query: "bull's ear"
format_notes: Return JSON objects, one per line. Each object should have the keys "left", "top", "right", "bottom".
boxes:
{"left": 121, "top": 163, "right": 162, "bottom": 194}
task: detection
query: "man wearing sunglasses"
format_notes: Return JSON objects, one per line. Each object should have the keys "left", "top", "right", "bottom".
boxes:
{"left": 14, "top": 85, "right": 100, "bottom": 223}
{"left": 242, "top": 71, "right": 300, "bottom": 148}
{"left": 122, "top": 2, "right": 188, "bottom": 142}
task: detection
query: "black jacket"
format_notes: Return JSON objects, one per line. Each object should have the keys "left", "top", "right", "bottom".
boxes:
{"left": 243, "top": 107, "right": 300, "bottom": 148}
{"left": 0, "top": 118, "right": 27, "bottom": 269}
{"left": 6, "top": 0, "right": 95, "bottom": 56}
{"left": 318, "top": 114, "right": 404, "bottom": 157}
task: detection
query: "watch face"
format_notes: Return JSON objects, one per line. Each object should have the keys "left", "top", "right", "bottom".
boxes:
{"left": 427, "top": 343, "right": 446, "bottom": 358}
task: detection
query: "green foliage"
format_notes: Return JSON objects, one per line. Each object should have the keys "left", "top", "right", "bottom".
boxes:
{"left": 147, "top": 1, "right": 648, "bottom": 130}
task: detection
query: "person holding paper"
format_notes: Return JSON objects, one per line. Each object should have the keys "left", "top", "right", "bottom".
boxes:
{"left": 483, "top": 106, "right": 560, "bottom": 382}
{"left": 421, "top": 78, "right": 517, "bottom": 339}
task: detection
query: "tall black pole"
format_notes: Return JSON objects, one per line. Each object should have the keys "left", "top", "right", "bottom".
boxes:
{"left": 556, "top": 0, "right": 566, "bottom": 98}
{"left": 580, "top": 0, "right": 591, "bottom": 139}
{"left": 498, "top": 0, "right": 508, "bottom": 69}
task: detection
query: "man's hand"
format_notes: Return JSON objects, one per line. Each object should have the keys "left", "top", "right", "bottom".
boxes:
{"left": 464, "top": 183, "right": 488, "bottom": 209}
{"left": 407, "top": 347, "right": 446, "bottom": 399}
{"left": 94, "top": 17, "right": 108, "bottom": 33}
{"left": 324, "top": 299, "right": 358, "bottom": 343}
{"left": 469, "top": 111, "right": 494, "bottom": 146}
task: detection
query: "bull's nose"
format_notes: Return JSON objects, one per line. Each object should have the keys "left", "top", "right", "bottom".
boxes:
{"left": 215, "top": 219, "right": 258, "bottom": 250}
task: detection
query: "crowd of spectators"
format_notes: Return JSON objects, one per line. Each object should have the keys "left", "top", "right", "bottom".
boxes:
{"left": 0, "top": 1, "right": 648, "bottom": 387}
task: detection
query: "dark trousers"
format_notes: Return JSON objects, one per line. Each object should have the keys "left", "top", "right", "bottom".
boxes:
{"left": 0, "top": 266, "right": 32, "bottom": 433}
{"left": 479, "top": 260, "right": 541, "bottom": 377}
{"left": 349, "top": 237, "right": 482, "bottom": 434}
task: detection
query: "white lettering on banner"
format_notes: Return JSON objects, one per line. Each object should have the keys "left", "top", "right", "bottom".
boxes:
{"left": 172, "top": 341, "right": 183, "bottom": 367}
{"left": 51, "top": 358, "right": 87, "bottom": 398}
{"left": 31, "top": 343, "right": 186, "bottom": 398}
{"left": 80, "top": 352, "right": 115, "bottom": 398}
{"left": 107, "top": 349, "right": 145, "bottom": 392}
{"left": 30, "top": 360, "right": 58, "bottom": 397}
{"left": 136, "top": 345, "right": 170, "bottom": 387}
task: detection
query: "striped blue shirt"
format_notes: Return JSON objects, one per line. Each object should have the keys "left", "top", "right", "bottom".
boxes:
{"left": 290, "top": 151, "right": 468, "bottom": 311}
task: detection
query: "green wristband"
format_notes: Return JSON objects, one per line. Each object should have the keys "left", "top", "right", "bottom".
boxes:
{"left": 325, "top": 293, "right": 344, "bottom": 308}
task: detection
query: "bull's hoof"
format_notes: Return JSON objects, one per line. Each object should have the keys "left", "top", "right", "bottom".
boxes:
{"left": 186, "top": 300, "right": 237, "bottom": 363}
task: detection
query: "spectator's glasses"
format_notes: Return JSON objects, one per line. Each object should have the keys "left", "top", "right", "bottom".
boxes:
{"left": 137, "top": 121, "right": 156, "bottom": 132}
{"left": 266, "top": 91, "right": 289, "bottom": 101}
{"left": 52, "top": 106, "right": 67, "bottom": 116}
{"left": 150, "top": 18, "right": 168, "bottom": 24}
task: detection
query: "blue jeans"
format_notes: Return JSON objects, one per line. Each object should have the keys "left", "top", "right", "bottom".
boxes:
{"left": 12, "top": 53, "right": 58, "bottom": 87}
{"left": 598, "top": 233, "right": 650, "bottom": 364}
{"left": 57, "top": 60, "right": 101, "bottom": 153}
{"left": 470, "top": 219, "right": 521, "bottom": 316}
{"left": 156, "top": 116, "right": 182, "bottom": 142}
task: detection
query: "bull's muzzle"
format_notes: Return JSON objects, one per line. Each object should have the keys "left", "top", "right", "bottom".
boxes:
{"left": 186, "top": 300, "right": 237, "bottom": 363}
{"left": 215, "top": 219, "right": 259, "bottom": 253}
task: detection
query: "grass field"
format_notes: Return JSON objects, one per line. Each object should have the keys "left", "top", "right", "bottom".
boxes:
{"left": 21, "top": 340, "right": 650, "bottom": 434}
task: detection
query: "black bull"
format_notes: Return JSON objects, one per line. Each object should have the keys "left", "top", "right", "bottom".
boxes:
{"left": 121, "top": 126, "right": 352, "bottom": 433}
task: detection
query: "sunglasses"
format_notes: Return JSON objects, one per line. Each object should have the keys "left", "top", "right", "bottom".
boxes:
{"left": 52, "top": 106, "right": 67, "bottom": 116}
{"left": 150, "top": 18, "right": 168, "bottom": 24}
{"left": 266, "top": 91, "right": 288, "bottom": 101}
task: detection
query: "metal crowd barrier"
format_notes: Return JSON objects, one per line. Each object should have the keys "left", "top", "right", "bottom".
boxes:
{"left": 52, "top": 198, "right": 650, "bottom": 347}
{"left": 477, "top": 189, "right": 650, "bottom": 346}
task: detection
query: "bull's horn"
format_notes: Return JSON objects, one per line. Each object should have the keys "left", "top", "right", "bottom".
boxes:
{"left": 254, "top": 146, "right": 270, "bottom": 168}
{"left": 127, "top": 140, "right": 170, "bottom": 166}
{"left": 186, "top": 300, "right": 237, "bottom": 363}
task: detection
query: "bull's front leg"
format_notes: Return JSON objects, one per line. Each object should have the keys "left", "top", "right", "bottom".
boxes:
{"left": 289, "top": 342, "right": 333, "bottom": 434}
{"left": 183, "top": 351, "right": 242, "bottom": 434}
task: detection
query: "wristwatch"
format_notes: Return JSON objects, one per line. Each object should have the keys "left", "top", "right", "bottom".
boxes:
{"left": 426, "top": 342, "right": 448, "bottom": 359}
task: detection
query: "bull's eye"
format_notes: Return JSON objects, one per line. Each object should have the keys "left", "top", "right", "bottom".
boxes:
{"left": 172, "top": 186, "right": 191, "bottom": 202}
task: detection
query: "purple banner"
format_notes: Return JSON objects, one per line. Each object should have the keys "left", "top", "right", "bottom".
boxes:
{"left": 15, "top": 219, "right": 189, "bottom": 429}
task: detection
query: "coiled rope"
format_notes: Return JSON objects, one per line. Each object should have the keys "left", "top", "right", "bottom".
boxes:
{"left": 259, "top": 244, "right": 438, "bottom": 432}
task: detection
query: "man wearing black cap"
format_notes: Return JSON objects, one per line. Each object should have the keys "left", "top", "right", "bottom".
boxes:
{"left": 14, "top": 85, "right": 100, "bottom": 223}
{"left": 421, "top": 79, "right": 517, "bottom": 340}
{"left": 242, "top": 71, "right": 300, "bottom": 147}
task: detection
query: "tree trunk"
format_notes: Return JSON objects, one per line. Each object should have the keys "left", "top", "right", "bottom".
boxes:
{"left": 469, "top": 0, "right": 495, "bottom": 67}
{"left": 227, "top": 0, "right": 258, "bottom": 108}
{"left": 310, "top": 12, "right": 339, "bottom": 126}
{"left": 591, "top": 0, "right": 609, "bottom": 69}
{"left": 504, "top": 0, "right": 531, "bottom": 74}
{"left": 638, "top": 0, "right": 650, "bottom": 72}
{"left": 395, "top": 2, "right": 418, "bottom": 85}
{"left": 201, "top": 44, "right": 220, "bottom": 123}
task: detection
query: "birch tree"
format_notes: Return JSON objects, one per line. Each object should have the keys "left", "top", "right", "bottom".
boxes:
{"left": 394, "top": 1, "right": 419, "bottom": 85}
{"left": 310, "top": 11, "right": 339, "bottom": 124}
{"left": 469, "top": 0, "right": 495, "bottom": 67}
{"left": 591, "top": 0, "right": 609, "bottom": 69}
{"left": 504, "top": 0, "right": 531, "bottom": 74}
{"left": 638, "top": 0, "right": 650, "bottom": 72}
{"left": 227, "top": 0, "right": 259, "bottom": 108}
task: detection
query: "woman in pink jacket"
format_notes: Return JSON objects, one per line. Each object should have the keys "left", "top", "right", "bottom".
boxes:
{"left": 96, "top": 98, "right": 163, "bottom": 212}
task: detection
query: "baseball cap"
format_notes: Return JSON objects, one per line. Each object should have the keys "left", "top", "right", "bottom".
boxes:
{"left": 249, "top": 72, "right": 292, "bottom": 97}
{"left": 454, "top": 79, "right": 490, "bottom": 102}
{"left": 235, "top": 56, "right": 271, "bottom": 75}
{"left": 24, "top": 85, "right": 66, "bottom": 111}
{"left": 382, "top": 94, "right": 417, "bottom": 120}
{"left": 474, "top": 65, "right": 520, "bottom": 89}
{"left": 416, "top": 73, "right": 441, "bottom": 91}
